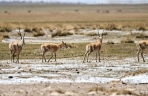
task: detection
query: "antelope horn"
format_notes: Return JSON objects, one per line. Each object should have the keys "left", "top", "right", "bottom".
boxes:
{"left": 97, "top": 29, "right": 100, "bottom": 37}
{"left": 18, "top": 27, "right": 22, "bottom": 39}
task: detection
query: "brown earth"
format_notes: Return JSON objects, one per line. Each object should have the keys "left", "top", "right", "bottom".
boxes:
{"left": 0, "top": 82, "right": 148, "bottom": 96}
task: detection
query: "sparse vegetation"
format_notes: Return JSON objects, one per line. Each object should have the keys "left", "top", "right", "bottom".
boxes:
{"left": 28, "top": 10, "right": 31, "bottom": 13}
{"left": 123, "top": 68, "right": 148, "bottom": 77}
{"left": 136, "top": 33, "right": 148, "bottom": 38}
{"left": 24, "top": 27, "right": 32, "bottom": 32}
{"left": 121, "top": 38, "right": 134, "bottom": 43}
{"left": 4, "top": 11, "right": 8, "bottom": 14}
{"left": 0, "top": 42, "right": 138, "bottom": 60}
{"left": 106, "top": 23, "right": 118, "bottom": 31}
{"left": 117, "top": 9, "right": 122, "bottom": 12}
{"left": 88, "top": 86, "right": 139, "bottom": 96}
{"left": 3, "top": 34, "right": 9, "bottom": 38}
{"left": 0, "top": 4, "right": 148, "bottom": 96}
{"left": 33, "top": 31, "right": 45, "bottom": 37}
{"left": 55, "top": 90, "right": 65, "bottom": 94}
{"left": 86, "top": 32, "right": 98, "bottom": 36}
{"left": 0, "top": 4, "right": 147, "bottom": 31}
{"left": 88, "top": 87, "right": 106, "bottom": 92}
{"left": 137, "top": 26, "right": 146, "bottom": 31}
{"left": 0, "top": 26, "right": 12, "bottom": 32}
{"left": 32, "top": 27, "right": 41, "bottom": 32}
{"left": 102, "top": 31, "right": 108, "bottom": 36}
{"left": 106, "top": 40, "right": 114, "bottom": 44}
{"left": 51, "top": 30, "right": 73, "bottom": 37}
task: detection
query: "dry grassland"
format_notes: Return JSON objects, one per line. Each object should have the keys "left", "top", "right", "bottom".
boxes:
{"left": 0, "top": 4, "right": 148, "bottom": 60}
{"left": 0, "top": 4, "right": 148, "bottom": 30}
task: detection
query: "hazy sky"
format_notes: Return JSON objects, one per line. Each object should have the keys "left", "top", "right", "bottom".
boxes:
{"left": 1, "top": 0, "right": 148, "bottom": 4}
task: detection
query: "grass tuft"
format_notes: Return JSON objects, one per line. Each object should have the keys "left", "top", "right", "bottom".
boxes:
{"left": 121, "top": 38, "right": 134, "bottom": 43}
{"left": 86, "top": 32, "right": 98, "bottom": 36}
{"left": 136, "top": 33, "right": 148, "bottom": 38}
{"left": 123, "top": 68, "right": 148, "bottom": 77}
{"left": 51, "top": 30, "right": 73, "bottom": 37}
{"left": 33, "top": 31, "right": 45, "bottom": 37}
{"left": 106, "top": 40, "right": 114, "bottom": 44}
{"left": 24, "top": 27, "right": 32, "bottom": 32}
{"left": 55, "top": 90, "right": 65, "bottom": 94}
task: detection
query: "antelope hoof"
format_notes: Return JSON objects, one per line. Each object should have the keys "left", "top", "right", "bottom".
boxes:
{"left": 48, "top": 60, "right": 51, "bottom": 62}
{"left": 88, "top": 61, "right": 91, "bottom": 63}
{"left": 15, "top": 61, "right": 18, "bottom": 63}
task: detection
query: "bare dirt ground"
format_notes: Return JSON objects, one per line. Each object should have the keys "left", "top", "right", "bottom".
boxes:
{"left": 0, "top": 30, "right": 148, "bottom": 96}
{"left": 0, "top": 57, "right": 148, "bottom": 96}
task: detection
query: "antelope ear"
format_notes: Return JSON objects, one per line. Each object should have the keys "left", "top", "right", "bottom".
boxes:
{"left": 18, "top": 27, "right": 22, "bottom": 39}
{"left": 101, "top": 30, "right": 104, "bottom": 37}
{"left": 97, "top": 29, "right": 100, "bottom": 37}
{"left": 62, "top": 41, "right": 64, "bottom": 43}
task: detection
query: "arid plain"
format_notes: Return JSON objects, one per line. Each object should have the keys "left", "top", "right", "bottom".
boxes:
{"left": 0, "top": 3, "right": 148, "bottom": 96}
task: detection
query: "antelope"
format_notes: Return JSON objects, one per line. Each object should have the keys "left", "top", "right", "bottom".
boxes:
{"left": 41, "top": 41, "right": 68, "bottom": 62}
{"left": 137, "top": 40, "right": 148, "bottom": 62}
{"left": 9, "top": 27, "right": 25, "bottom": 63}
{"left": 83, "top": 30, "right": 103, "bottom": 63}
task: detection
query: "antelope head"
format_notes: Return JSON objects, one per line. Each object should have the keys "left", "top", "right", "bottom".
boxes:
{"left": 97, "top": 29, "right": 103, "bottom": 41}
{"left": 18, "top": 27, "right": 25, "bottom": 46}
{"left": 61, "top": 41, "right": 68, "bottom": 49}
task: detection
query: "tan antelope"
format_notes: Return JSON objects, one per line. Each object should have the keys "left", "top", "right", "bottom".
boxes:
{"left": 41, "top": 41, "right": 68, "bottom": 62}
{"left": 83, "top": 30, "right": 103, "bottom": 63}
{"left": 9, "top": 27, "right": 25, "bottom": 63}
{"left": 137, "top": 40, "right": 148, "bottom": 62}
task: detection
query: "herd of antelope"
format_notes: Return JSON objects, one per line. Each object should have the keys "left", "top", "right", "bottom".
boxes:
{"left": 9, "top": 28, "right": 148, "bottom": 63}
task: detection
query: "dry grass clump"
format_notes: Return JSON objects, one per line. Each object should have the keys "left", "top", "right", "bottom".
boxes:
{"left": 67, "top": 43, "right": 78, "bottom": 48}
{"left": 51, "top": 29, "right": 73, "bottom": 37}
{"left": 0, "top": 23, "right": 19, "bottom": 32}
{"left": 24, "top": 26, "right": 42, "bottom": 33}
{"left": 106, "top": 40, "right": 114, "bottom": 44}
{"left": 55, "top": 89, "right": 65, "bottom": 94}
{"left": 24, "top": 27, "right": 32, "bottom": 32}
{"left": 136, "top": 26, "right": 146, "bottom": 31}
{"left": 116, "top": 90, "right": 138, "bottom": 96}
{"left": 88, "top": 86, "right": 138, "bottom": 96}
{"left": 105, "top": 23, "right": 118, "bottom": 31}
{"left": 88, "top": 87, "right": 106, "bottom": 93}
{"left": 121, "top": 38, "right": 134, "bottom": 43}
{"left": 0, "top": 34, "right": 9, "bottom": 42}
{"left": 102, "top": 31, "right": 108, "bottom": 36}
{"left": 0, "top": 26, "right": 12, "bottom": 32}
{"left": 86, "top": 32, "right": 98, "bottom": 36}
{"left": 99, "top": 23, "right": 120, "bottom": 30}
{"left": 32, "top": 27, "right": 42, "bottom": 32}
{"left": 3, "top": 34, "right": 9, "bottom": 38}
{"left": 136, "top": 33, "right": 148, "bottom": 38}
{"left": 123, "top": 68, "right": 148, "bottom": 77}
{"left": 77, "top": 32, "right": 85, "bottom": 35}
{"left": 33, "top": 31, "right": 45, "bottom": 37}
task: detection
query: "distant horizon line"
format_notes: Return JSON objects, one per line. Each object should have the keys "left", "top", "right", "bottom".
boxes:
{"left": 0, "top": 1, "right": 148, "bottom": 4}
